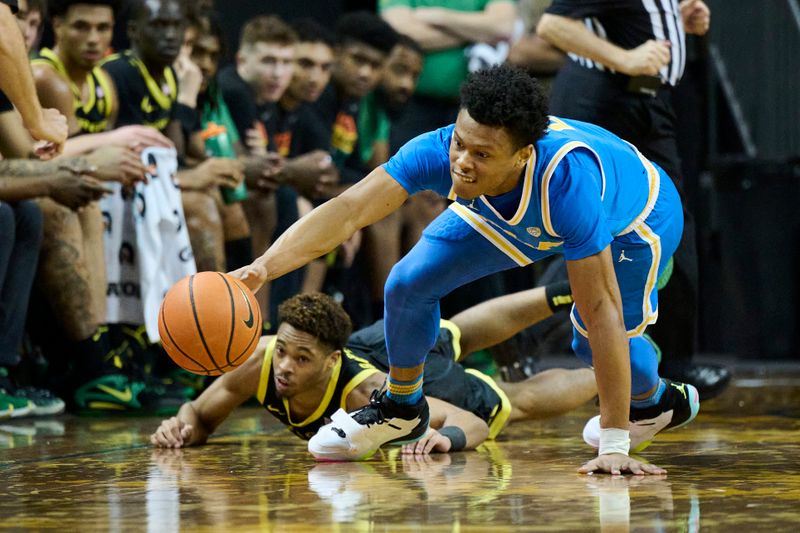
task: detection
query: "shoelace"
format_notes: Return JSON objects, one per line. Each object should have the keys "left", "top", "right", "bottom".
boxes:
{"left": 351, "top": 390, "right": 388, "bottom": 428}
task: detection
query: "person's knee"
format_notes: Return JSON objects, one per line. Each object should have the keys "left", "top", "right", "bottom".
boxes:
{"left": 385, "top": 256, "right": 435, "bottom": 306}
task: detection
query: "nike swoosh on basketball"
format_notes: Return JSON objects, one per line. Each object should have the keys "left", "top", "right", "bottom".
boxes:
{"left": 96, "top": 384, "right": 133, "bottom": 403}
{"left": 238, "top": 285, "right": 255, "bottom": 328}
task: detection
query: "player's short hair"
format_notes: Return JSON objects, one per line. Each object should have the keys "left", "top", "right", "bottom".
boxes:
{"left": 460, "top": 64, "right": 550, "bottom": 150}
{"left": 277, "top": 293, "right": 353, "bottom": 353}
{"left": 292, "top": 18, "right": 335, "bottom": 48}
{"left": 394, "top": 33, "right": 423, "bottom": 57}
{"left": 240, "top": 15, "right": 297, "bottom": 50}
{"left": 335, "top": 11, "right": 398, "bottom": 54}
{"left": 47, "top": 0, "right": 120, "bottom": 18}
{"left": 127, "top": 0, "right": 184, "bottom": 22}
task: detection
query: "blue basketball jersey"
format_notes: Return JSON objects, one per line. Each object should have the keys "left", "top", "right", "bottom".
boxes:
{"left": 383, "top": 116, "right": 662, "bottom": 263}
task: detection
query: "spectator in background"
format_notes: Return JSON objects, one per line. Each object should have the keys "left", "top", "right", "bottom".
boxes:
{"left": 0, "top": 0, "right": 68, "bottom": 157}
{"left": 30, "top": 0, "right": 178, "bottom": 413}
{"left": 1, "top": 157, "right": 108, "bottom": 418}
{"left": 14, "top": 0, "right": 44, "bottom": 52}
{"left": 99, "top": 0, "right": 244, "bottom": 414}
{"left": 312, "top": 11, "right": 398, "bottom": 187}
{"left": 217, "top": 15, "right": 297, "bottom": 326}
{"left": 356, "top": 34, "right": 446, "bottom": 321}
{"left": 266, "top": 18, "right": 339, "bottom": 325}
{"left": 297, "top": 11, "right": 398, "bottom": 318}
{"left": 506, "top": 0, "right": 565, "bottom": 86}
{"left": 537, "top": 0, "right": 729, "bottom": 400}
{"left": 379, "top": 0, "right": 516, "bottom": 150}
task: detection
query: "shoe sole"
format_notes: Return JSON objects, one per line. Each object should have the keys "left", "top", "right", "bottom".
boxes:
{"left": 29, "top": 402, "right": 66, "bottom": 417}
{"left": 584, "top": 384, "right": 701, "bottom": 453}
{"left": 0, "top": 403, "right": 34, "bottom": 419}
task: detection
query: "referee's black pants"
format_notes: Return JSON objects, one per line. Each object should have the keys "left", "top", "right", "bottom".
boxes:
{"left": 549, "top": 65, "right": 699, "bottom": 373}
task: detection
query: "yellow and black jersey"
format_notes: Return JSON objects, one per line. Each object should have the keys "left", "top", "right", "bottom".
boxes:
{"left": 100, "top": 50, "right": 177, "bottom": 131}
{"left": 257, "top": 319, "right": 513, "bottom": 441}
{"left": 31, "top": 48, "right": 113, "bottom": 134}
{"left": 256, "top": 338, "right": 382, "bottom": 440}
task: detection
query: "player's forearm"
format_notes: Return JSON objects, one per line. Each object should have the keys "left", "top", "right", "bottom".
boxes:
{"left": 507, "top": 34, "right": 567, "bottom": 74}
{"left": 537, "top": 14, "right": 628, "bottom": 71}
{"left": 439, "top": 412, "right": 490, "bottom": 450}
{"left": 0, "top": 7, "right": 46, "bottom": 131}
{"left": 452, "top": 287, "right": 552, "bottom": 356}
{"left": 0, "top": 175, "right": 56, "bottom": 201}
{"left": 382, "top": 9, "right": 464, "bottom": 51}
{"left": 586, "top": 310, "right": 631, "bottom": 431}
{"left": 178, "top": 401, "right": 211, "bottom": 446}
{"left": 62, "top": 132, "right": 118, "bottom": 156}
{"left": 422, "top": 4, "right": 516, "bottom": 44}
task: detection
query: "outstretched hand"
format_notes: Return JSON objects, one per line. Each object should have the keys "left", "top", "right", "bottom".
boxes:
{"left": 579, "top": 453, "right": 667, "bottom": 476}
{"left": 151, "top": 416, "right": 194, "bottom": 448}
{"left": 228, "top": 262, "right": 268, "bottom": 293}
{"left": 402, "top": 428, "right": 452, "bottom": 455}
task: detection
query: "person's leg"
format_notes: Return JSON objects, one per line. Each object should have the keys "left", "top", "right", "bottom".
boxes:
{"left": 221, "top": 201, "right": 253, "bottom": 271}
{"left": 363, "top": 210, "right": 402, "bottom": 320}
{"left": 181, "top": 190, "right": 226, "bottom": 272}
{"left": 0, "top": 201, "right": 43, "bottom": 418}
{"left": 0, "top": 201, "right": 42, "bottom": 364}
{"left": 308, "top": 209, "right": 523, "bottom": 460}
{"left": 499, "top": 367, "right": 596, "bottom": 422}
{"left": 383, "top": 209, "right": 521, "bottom": 404}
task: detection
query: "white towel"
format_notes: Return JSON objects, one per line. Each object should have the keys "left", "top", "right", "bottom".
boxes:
{"left": 102, "top": 147, "right": 196, "bottom": 342}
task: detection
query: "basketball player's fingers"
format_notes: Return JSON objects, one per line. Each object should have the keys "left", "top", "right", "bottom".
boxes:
{"left": 159, "top": 425, "right": 180, "bottom": 447}
{"left": 423, "top": 436, "right": 440, "bottom": 455}
{"left": 640, "top": 462, "right": 667, "bottom": 475}
{"left": 180, "top": 425, "right": 193, "bottom": 441}
{"left": 166, "top": 418, "right": 184, "bottom": 443}
{"left": 153, "top": 427, "right": 171, "bottom": 447}
{"left": 578, "top": 458, "right": 603, "bottom": 474}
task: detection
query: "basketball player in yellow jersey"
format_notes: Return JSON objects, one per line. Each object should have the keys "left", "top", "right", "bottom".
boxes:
{"left": 151, "top": 286, "right": 597, "bottom": 455}
{"left": 30, "top": 0, "right": 177, "bottom": 412}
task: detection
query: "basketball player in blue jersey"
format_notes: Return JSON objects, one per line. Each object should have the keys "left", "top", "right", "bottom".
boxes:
{"left": 233, "top": 64, "right": 699, "bottom": 475}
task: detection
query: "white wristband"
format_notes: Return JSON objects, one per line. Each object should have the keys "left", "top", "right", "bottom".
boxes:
{"left": 599, "top": 428, "right": 630, "bottom": 456}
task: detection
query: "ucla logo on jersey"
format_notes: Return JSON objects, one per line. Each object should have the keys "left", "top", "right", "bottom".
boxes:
{"left": 527, "top": 226, "right": 542, "bottom": 237}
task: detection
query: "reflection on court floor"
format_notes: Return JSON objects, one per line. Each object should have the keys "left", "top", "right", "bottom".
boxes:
{"left": 2, "top": 369, "right": 799, "bottom": 531}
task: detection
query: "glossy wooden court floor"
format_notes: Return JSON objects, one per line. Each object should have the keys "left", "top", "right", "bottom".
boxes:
{"left": 3, "top": 362, "right": 799, "bottom": 531}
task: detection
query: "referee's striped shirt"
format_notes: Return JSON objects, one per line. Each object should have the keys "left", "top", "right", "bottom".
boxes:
{"left": 546, "top": 0, "right": 686, "bottom": 86}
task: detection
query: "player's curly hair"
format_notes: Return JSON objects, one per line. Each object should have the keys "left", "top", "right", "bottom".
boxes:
{"left": 48, "top": 0, "right": 121, "bottom": 18}
{"left": 459, "top": 64, "right": 550, "bottom": 150}
{"left": 277, "top": 293, "right": 352, "bottom": 352}
{"left": 335, "top": 11, "right": 398, "bottom": 54}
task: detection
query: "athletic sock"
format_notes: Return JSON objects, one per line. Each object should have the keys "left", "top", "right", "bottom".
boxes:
{"left": 630, "top": 379, "right": 666, "bottom": 409}
{"left": 545, "top": 281, "right": 573, "bottom": 312}
{"left": 225, "top": 237, "right": 254, "bottom": 271}
{"left": 386, "top": 373, "right": 424, "bottom": 406}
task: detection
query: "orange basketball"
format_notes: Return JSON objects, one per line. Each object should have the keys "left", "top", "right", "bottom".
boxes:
{"left": 158, "top": 272, "right": 262, "bottom": 376}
